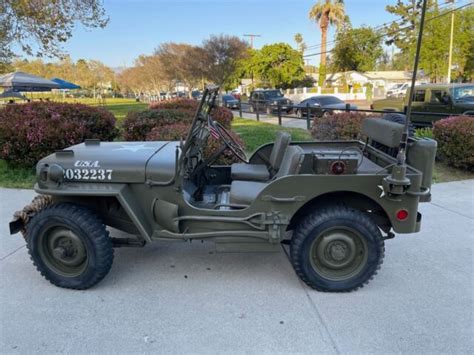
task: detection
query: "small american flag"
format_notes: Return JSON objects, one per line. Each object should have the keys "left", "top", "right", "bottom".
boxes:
{"left": 208, "top": 119, "right": 220, "bottom": 140}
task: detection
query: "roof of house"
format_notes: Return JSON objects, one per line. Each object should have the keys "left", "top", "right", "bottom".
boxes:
{"left": 326, "top": 70, "right": 417, "bottom": 82}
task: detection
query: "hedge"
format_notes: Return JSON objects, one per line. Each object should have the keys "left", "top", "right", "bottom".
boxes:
{"left": 146, "top": 123, "right": 244, "bottom": 164}
{"left": 0, "top": 102, "right": 118, "bottom": 167}
{"left": 433, "top": 115, "right": 474, "bottom": 171}
{"left": 311, "top": 112, "right": 374, "bottom": 141}
{"left": 124, "top": 102, "right": 240, "bottom": 164}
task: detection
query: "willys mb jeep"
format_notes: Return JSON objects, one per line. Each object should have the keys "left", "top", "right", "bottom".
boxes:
{"left": 9, "top": 86, "right": 437, "bottom": 292}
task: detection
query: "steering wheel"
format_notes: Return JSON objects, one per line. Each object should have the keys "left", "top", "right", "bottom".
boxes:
{"left": 210, "top": 120, "right": 248, "bottom": 163}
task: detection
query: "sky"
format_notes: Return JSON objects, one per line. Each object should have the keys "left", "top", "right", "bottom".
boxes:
{"left": 49, "top": 0, "right": 437, "bottom": 67}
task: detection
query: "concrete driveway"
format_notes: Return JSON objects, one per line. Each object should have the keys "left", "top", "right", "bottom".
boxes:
{"left": 1, "top": 180, "right": 473, "bottom": 353}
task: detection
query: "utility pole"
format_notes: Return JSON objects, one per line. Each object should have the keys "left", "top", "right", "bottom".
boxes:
{"left": 243, "top": 34, "right": 261, "bottom": 49}
{"left": 447, "top": 0, "right": 455, "bottom": 83}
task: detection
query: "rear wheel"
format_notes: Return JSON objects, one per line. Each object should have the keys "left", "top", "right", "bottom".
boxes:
{"left": 26, "top": 203, "right": 114, "bottom": 290}
{"left": 290, "top": 205, "right": 384, "bottom": 292}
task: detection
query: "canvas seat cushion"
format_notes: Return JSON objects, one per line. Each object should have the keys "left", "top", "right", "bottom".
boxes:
{"left": 230, "top": 131, "right": 291, "bottom": 182}
{"left": 230, "top": 163, "right": 269, "bottom": 182}
{"left": 230, "top": 146, "right": 305, "bottom": 205}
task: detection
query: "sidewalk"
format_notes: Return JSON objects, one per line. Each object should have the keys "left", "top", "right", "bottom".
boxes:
{"left": 0, "top": 180, "right": 473, "bottom": 353}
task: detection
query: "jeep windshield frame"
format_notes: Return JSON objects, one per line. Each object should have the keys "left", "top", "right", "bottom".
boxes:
{"left": 178, "top": 85, "right": 220, "bottom": 178}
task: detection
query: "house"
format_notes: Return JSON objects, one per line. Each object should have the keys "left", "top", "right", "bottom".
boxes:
{"left": 325, "top": 70, "right": 418, "bottom": 89}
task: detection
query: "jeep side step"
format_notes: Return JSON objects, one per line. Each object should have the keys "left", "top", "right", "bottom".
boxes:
{"left": 111, "top": 237, "right": 146, "bottom": 248}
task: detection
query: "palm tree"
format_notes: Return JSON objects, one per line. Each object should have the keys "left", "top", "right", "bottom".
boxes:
{"left": 309, "top": 0, "right": 345, "bottom": 85}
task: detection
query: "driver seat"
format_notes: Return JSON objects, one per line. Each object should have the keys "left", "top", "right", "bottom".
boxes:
{"left": 231, "top": 131, "right": 291, "bottom": 181}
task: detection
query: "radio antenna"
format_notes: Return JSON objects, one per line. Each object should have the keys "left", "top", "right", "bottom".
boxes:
{"left": 383, "top": 0, "right": 428, "bottom": 195}
{"left": 397, "top": 0, "right": 428, "bottom": 167}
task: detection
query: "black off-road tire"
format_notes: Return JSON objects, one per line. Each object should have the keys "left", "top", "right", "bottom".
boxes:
{"left": 290, "top": 205, "right": 384, "bottom": 292}
{"left": 26, "top": 203, "right": 114, "bottom": 290}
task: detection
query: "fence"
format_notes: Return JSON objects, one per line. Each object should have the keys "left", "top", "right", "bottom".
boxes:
{"left": 233, "top": 99, "right": 461, "bottom": 131}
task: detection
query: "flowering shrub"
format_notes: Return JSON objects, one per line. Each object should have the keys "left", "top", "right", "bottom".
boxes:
{"left": 433, "top": 116, "right": 474, "bottom": 171}
{"left": 210, "top": 106, "right": 233, "bottom": 129}
{"left": 204, "top": 130, "right": 245, "bottom": 165}
{"left": 123, "top": 110, "right": 191, "bottom": 141}
{"left": 123, "top": 105, "right": 233, "bottom": 141}
{"left": 311, "top": 112, "right": 376, "bottom": 141}
{"left": 0, "top": 102, "right": 118, "bottom": 167}
{"left": 146, "top": 123, "right": 190, "bottom": 141}
{"left": 150, "top": 98, "right": 232, "bottom": 128}
{"left": 124, "top": 99, "right": 237, "bottom": 163}
{"left": 145, "top": 122, "right": 244, "bottom": 165}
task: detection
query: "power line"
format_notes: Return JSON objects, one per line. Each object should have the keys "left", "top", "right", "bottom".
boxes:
{"left": 303, "top": 2, "right": 472, "bottom": 58}
{"left": 303, "top": 0, "right": 467, "bottom": 52}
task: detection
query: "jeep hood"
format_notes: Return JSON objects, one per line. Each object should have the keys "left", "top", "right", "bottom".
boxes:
{"left": 37, "top": 141, "right": 178, "bottom": 183}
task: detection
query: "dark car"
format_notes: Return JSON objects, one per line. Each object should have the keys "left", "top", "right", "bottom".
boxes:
{"left": 191, "top": 90, "right": 203, "bottom": 100}
{"left": 221, "top": 94, "right": 240, "bottom": 109}
{"left": 248, "top": 89, "right": 293, "bottom": 114}
{"left": 294, "top": 95, "right": 357, "bottom": 118}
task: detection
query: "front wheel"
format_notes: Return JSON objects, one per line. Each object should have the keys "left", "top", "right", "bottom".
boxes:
{"left": 26, "top": 203, "right": 114, "bottom": 289}
{"left": 290, "top": 205, "right": 384, "bottom": 292}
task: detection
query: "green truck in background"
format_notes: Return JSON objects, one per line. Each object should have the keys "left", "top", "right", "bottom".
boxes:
{"left": 371, "top": 83, "right": 474, "bottom": 126}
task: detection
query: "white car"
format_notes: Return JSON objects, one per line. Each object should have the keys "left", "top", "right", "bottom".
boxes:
{"left": 386, "top": 83, "right": 409, "bottom": 98}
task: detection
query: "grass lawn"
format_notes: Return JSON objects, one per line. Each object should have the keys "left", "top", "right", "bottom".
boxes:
{"left": 42, "top": 97, "right": 148, "bottom": 123}
{"left": 0, "top": 160, "right": 36, "bottom": 189}
{"left": 0, "top": 104, "right": 472, "bottom": 189}
{"left": 232, "top": 118, "right": 312, "bottom": 152}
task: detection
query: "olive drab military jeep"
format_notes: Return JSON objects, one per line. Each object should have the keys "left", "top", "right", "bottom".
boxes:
{"left": 9, "top": 86, "right": 437, "bottom": 292}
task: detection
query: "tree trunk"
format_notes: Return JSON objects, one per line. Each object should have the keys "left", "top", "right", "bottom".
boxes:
{"left": 320, "top": 26, "right": 328, "bottom": 68}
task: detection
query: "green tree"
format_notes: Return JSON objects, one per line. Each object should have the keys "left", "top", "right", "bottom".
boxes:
{"left": 309, "top": 0, "right": 345, "bottom": 86}
{"left": 385, "top": 1, "right": 474, "bottom": 82}
{"left": 1, "top": 0, "right": 108, "bottom": 60}
{"left": 294, "top": 33, "right": 307, "bottom": 55}
{"left": 331, "top": 26, "right": 383, "bottom": 72}
{"left": 251, "top": 43, "right": 305, "bottom": 89}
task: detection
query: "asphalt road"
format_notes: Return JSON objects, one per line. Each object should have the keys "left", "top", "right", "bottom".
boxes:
{"left": 1, "top": 180, "right": 473, "bottom": 353}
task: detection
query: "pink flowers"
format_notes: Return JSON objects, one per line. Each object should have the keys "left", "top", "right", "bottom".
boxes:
{"left": 0, "top": 102, "right": 118, "bottom": 167}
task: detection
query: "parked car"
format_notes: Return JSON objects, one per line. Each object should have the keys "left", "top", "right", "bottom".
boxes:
{"left": 191, "top": 90, "right": 203, "bottom": 100}
{"left": 386, "top": 83, "right": 409, "bottom": 98}
{"left": 221, "top": 94, "right": 240, "bottom": 109}
{"left": 231, "top": 90, "right": 241, "bottom": 100}
{"left": 248, "top": 89, "right": 293, "bottom": 114}
{"left": 294, "top": 95, "right": 357, "bottom": 118}
{"left": 371, "top": 83, "right": 474, "bottom": 126}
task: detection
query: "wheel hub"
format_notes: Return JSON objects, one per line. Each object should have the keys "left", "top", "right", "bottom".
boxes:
{"left": 311, "top": 228, "right": 368, "bottom": 281}
{"left": 39, "top": 226, "right": 88, "bottom": 277}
